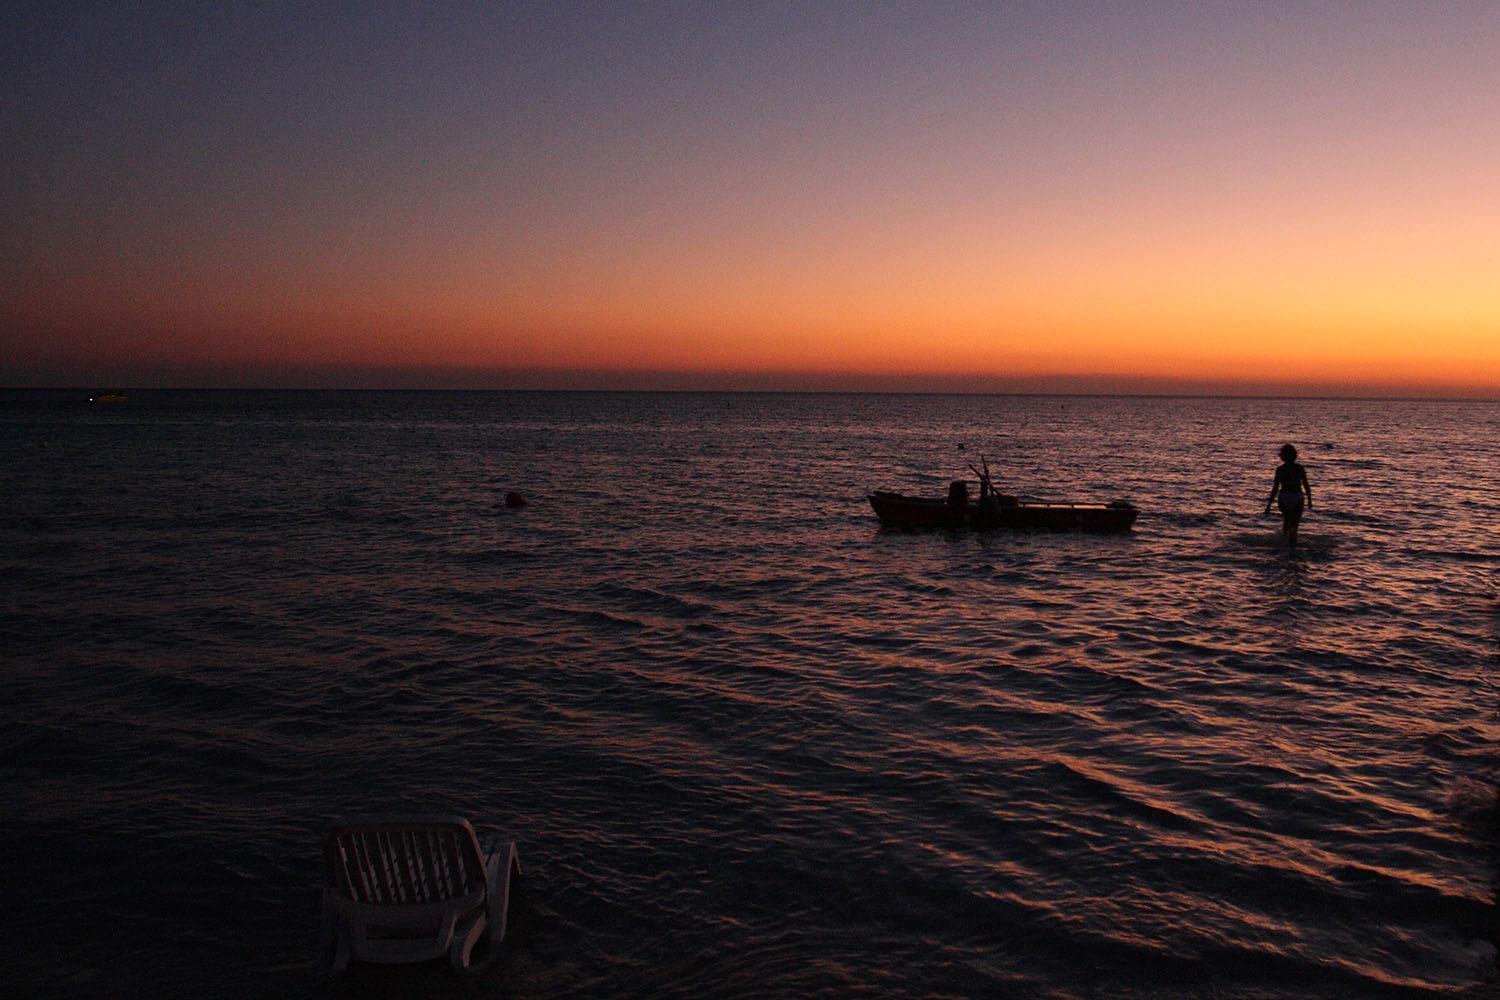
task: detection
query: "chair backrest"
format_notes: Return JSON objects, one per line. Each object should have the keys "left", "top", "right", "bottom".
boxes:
{"left": 324, "top": 815, "right": 486, "bottom": 906}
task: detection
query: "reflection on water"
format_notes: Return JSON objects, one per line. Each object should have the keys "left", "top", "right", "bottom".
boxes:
{"left": 1266, "top": 554, "right": 1305, "bottom": 603}
{"left": 0, "top": 389, "right": 1496, "bottom": 998}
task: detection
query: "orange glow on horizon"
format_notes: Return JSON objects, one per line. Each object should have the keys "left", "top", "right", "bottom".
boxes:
{"left": 9, "top": 160, "right": 1497, "bottom": 394}
{"left": 9, "top": 291, "right": 1498, "bottom": 395}
{"left": 5, "top": 7, "right": 1499, "bottom": 396}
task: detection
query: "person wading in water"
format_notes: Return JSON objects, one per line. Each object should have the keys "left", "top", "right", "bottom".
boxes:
{"left": 1264, "top": 443, "right": 1312, "bottom": 547}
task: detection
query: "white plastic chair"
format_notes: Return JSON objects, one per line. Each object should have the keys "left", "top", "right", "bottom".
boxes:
{"left": 319, "top": 815, "right": 521, "bottom": 973}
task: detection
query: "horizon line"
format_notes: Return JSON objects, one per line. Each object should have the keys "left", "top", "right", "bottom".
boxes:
{"left": 6, "top": 385, "right": 1498, "bottom": 404}
{"left": 5, "top": 363, "right": 1499, "bottom": 401}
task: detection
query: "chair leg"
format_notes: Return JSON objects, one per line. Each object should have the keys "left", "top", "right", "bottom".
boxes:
{"left": 486, "top": 843, "right": 522, "bottom": 947}
{"left": 449, "top": 911, "right": 488, "bottom": 972}
{"left": 319, "top": 898, "right": 350, "bottom": 975}
{"left": 318, "top": 922, "right": 349, "bottom": 976}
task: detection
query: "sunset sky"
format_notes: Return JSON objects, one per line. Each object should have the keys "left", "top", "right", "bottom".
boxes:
{"left": 4, "top": 2, "right": 1498, "bottom": 395}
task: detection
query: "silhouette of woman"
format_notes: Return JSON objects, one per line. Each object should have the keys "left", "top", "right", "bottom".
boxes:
{"left": 1264, "top": 443, "right": 1312, "bottom": 546}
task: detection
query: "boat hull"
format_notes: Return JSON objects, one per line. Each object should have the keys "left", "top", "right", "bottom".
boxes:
{"left": 868, "top": 492, "right": 1137, "bottom": 533}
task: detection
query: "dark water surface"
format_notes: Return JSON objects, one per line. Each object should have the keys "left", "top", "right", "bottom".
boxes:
{"left": 2, "top": 390, "right": 1496, "bottom": 998}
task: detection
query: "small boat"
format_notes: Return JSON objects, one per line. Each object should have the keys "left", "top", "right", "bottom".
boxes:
{"left": 869, "top": 485, "right": 1138, "bottom": 533}
{"left": 89, "top": 392, "right": 127, "bottom": 404}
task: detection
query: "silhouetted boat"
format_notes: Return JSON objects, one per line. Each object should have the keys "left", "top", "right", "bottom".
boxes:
{"left": 869, "top": 490, "right": 1138, "bottom": 533}
{"left": 89, "top": 392, "right": 127, "bottom": 404}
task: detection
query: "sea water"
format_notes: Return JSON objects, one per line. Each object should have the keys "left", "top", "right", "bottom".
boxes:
{"left": 2, "top": 390, "right": 1496, "bottom": 997}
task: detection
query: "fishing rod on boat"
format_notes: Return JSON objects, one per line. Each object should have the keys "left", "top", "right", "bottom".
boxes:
{"left": 967, "top": 454, "right": 996, "bottom": 498}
